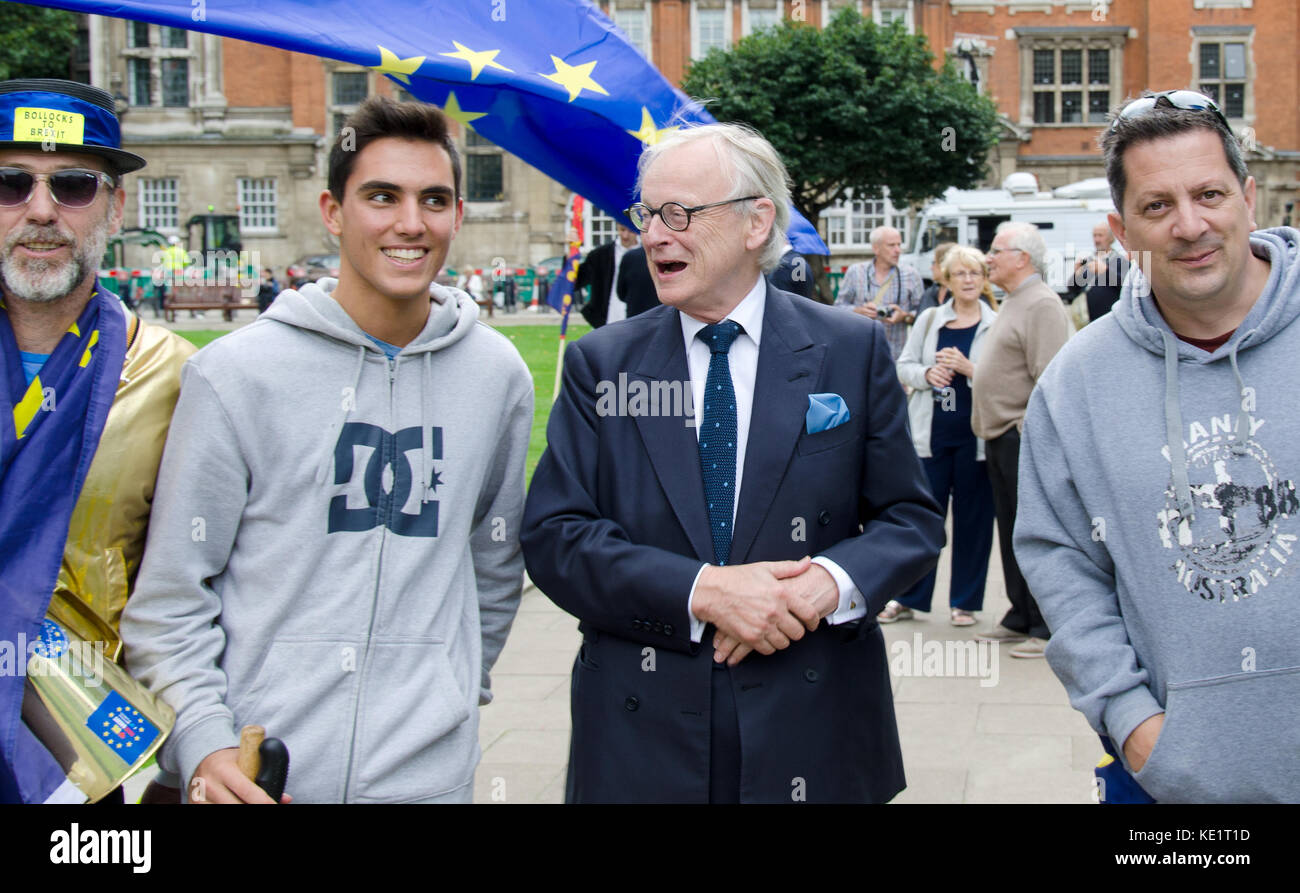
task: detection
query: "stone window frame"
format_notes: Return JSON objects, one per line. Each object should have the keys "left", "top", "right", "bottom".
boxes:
{"left": 1191, "top": 25, "right": 1255, "bottom": 125}
{"left": 743, "top": 0, "right": 782, "bottom": 36}
{"left": 327, "top": 67, "right": 370, "bottom": 137}
{"left": 583, "top": 205, "right": 619, "bottom": 251}
{"left": 120, "top": 22, "right": 194, "bottom": 109}
{"left": 1014, "top": 27, "right": 1127, "bottom": 128}
{"left": 237, "top": 177, "right": 278, "bottom": 234}
{"left": 872, "top": 0, "right": 913, "bottom": 33}
{"left": 611, "top": 3, "right": 653, "bottom": 58}
{"left": 464, "top": 131, "right": 506, "bottom": 204}
{"left": 138, "top": 177, "right": 180, "bottom": 232}
{"left": 692, "top": 0, "right": 733, "bottom": 60}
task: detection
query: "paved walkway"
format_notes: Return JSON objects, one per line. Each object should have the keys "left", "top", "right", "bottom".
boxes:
{"left": 474, "top": 521, "right": 1101, "bottom": 804}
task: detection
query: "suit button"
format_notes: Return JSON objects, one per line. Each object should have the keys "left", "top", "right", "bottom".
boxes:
{"left": 653, "top": 621, "right": 663, "bottom": 633}
{"left": 818, "top": 511, "right": 831, "bottom": 526}
{"left": 804, "top": 669, "right": 819, "bottom": 683}
{"left": 625, "top": 696, "right": 640, "bottom": 711}
{"left": 664, "top": 624, "right": 674, "bottom": 637}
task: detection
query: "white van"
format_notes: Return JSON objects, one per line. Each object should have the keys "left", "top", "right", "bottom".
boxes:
{"left": 901, "top": 174, "right": 1116, "bottom": 295}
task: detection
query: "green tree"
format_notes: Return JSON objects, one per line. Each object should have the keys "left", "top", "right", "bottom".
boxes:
{"left": 0, "top": 6, "right": 78, "bottom": 81}
{"left": 682, "top": 7, "right": 1001, "bottom": 226}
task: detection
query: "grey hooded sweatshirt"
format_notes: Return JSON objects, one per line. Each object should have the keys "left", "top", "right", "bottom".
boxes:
{"left": 1015, "top": 227, "right": 1300, "bottom": 803}
{"left": 122, "top": 281, "right": 533, "bottom": 803}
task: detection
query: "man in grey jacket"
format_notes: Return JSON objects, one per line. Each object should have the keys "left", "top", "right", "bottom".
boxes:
{"left": 121, "top": 97, "right": 533, "bottom": 803}
{"left": 1015, "top": 90, "right": 1300, "bottom": 802}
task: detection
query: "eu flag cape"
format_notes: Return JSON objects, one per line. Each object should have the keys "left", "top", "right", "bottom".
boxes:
{"left": 27, "top": 0, "right": 829, "bottom": 254}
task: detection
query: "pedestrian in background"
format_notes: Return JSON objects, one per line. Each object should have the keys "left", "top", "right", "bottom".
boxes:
{"left": 916, "top": 241, "right": 956, "bottom": 317}
{"left": 970, "top": 222, "right": 1072, "bottom": 658}
{"left": 881, "top": 245, "right": 998, "bottom": 626}
{"left": 835, "top": 225, "right": 924, "bottom": 360}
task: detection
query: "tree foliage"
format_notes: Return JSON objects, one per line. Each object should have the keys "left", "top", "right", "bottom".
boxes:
{"left": 0, "top": 5, "right": 78, "bottom": 81}
{"left": 681, "top": 7, "right": 1002, "bottom": 225}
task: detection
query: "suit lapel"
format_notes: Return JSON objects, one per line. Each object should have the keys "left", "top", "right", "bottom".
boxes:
{"left": 730, "top": 286, "right": 823, "bottom": 564}
{"left": 631, "top": 308, "right": 714, "bottom": 563}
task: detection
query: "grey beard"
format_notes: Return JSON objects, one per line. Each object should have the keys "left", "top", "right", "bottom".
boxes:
{"left": 0, "top": 218, "right": 110, "bottom": 305}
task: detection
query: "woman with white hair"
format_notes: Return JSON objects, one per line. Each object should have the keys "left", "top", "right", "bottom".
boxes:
{"left": 879, "top": 245, "right": 999, "bottom": 626}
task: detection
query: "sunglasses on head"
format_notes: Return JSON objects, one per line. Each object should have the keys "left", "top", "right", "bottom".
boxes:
{"left": 0, "top": 167, "right": 117, "bottom": 209}
{"left": 1110, "top": 90, "right": 1232, "bottom": 133}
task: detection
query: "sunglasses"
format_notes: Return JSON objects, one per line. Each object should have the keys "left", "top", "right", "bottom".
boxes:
{"left": 1110, "top": 90, "right": 1232, "bottom": 133}
{"left": 0, "top": 167, "right": 117, "bottom": 209}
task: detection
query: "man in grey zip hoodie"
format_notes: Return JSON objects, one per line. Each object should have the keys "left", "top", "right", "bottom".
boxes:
{"left": 121, "top": 98, "right": 532, "bottom": 803}
{"left": 1015, "top": 91, "right": 1300, "bottom": 802}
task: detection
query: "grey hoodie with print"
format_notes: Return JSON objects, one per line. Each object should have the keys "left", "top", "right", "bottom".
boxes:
{"left": 1015, "top": 227, "right": 1300, "bottom": 803}
{"left": 122, "top": 280, "right": 533, "bottom": 803}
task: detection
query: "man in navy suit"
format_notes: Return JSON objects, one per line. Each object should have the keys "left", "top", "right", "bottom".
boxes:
{"left": 521, "top": 123, "right": 944, "bottom": 804}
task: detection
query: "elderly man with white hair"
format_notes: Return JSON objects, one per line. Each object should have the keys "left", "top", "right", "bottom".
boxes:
{"left": 835, "top": 225, "right": 924, "bottom": 360}
{"left": 970, "top": 221, "right": 1072, "bottom": 658}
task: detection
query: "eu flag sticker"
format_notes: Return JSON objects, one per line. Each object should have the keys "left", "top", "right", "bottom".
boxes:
{"left": 85, "top": 692, "right": 158, "bottom": 765}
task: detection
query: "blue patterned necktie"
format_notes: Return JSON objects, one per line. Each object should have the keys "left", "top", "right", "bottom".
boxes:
{"left": 697, "top": 320, "right": 742, "bottom": 566}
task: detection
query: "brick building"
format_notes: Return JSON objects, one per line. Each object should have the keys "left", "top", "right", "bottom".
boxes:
{"left": 79, "top": 1, "right": 1299, "bottom": 275}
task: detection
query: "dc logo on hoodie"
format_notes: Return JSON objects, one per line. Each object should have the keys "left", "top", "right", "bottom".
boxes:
{"left": 328, "top": 422, "right": 442, "bottom": 537}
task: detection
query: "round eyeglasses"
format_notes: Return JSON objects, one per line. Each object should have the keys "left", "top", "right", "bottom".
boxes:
{"left": 0, "top": 167, "right": 117, "bottom": 209}
{"left": 624, "top": 196, "right": 761, "bottom": 233}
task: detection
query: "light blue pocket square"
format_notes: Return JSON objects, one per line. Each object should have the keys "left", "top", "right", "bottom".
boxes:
{"left": 806, "top": 393, "right": 850, "bottom": 434}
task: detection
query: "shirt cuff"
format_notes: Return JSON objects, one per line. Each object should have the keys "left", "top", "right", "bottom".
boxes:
{"left": 686, "top": 563, "right": 709, "bottom": 643}
{"left": 811, "top": 557, "right": 866, "bottom": 624}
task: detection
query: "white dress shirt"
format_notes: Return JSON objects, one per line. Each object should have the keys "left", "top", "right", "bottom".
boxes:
{"left": 683, "top": 277, "right": 866, "bottom": 643}
{"left": 606, "top": 241, "right": 629, "bottom": 324}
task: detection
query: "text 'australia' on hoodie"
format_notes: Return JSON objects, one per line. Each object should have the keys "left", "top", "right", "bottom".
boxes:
{"left": 1014, "top": 228, "right": 1300, "bottom": 803}
{"left": 122, "top": 280, "right": 533, "bottom": 803}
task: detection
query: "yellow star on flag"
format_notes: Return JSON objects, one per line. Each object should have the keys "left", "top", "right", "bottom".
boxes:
{"left": 627, "top": 107, "right": 678, "bottom": 146}
{"left": 540, "top": 55, "right": 609, "bottom": 103}
{"left": 440, "top": 92, "right": 487, "bottom": 129}
{"left": 372, "top": 46, "right": 425, "bottom": 84}
{"left": 439, "top": 41, "right": 513, "bottom": 80}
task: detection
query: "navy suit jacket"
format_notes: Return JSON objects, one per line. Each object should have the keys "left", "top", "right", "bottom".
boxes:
{"left": 521, "top": 283, "right": 944, "bottom": 803}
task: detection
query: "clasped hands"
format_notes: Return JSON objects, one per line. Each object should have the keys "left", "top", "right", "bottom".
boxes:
{"left": 925, "top": 347, "right": 973, "bottom": 388}
{"left": 693, "top": 556, "right": 839, "bottom": 667}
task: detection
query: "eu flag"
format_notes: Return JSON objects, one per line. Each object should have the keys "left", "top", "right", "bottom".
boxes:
{"left": 29, "top": 0, "right": 829, "bottom": 254}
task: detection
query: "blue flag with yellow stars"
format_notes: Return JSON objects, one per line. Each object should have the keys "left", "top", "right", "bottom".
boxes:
{"left": 30, "top": 0, "right": 829, "bottom": 254}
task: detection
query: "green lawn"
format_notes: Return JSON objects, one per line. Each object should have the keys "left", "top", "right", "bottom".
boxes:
{"left": 177, "top": 322, "right": 590, "bottom": 484}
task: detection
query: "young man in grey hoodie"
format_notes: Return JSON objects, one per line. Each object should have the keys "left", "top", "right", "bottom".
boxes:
{"left": 1015, "top": 90, "right": 1300, "bottom": 803}
{"left": 121, "top": 97, "right": 533, "bottom": 803}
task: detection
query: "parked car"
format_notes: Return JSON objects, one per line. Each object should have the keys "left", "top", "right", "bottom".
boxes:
{"left": 287, "top": 253, "right": 340, "bottom": 287}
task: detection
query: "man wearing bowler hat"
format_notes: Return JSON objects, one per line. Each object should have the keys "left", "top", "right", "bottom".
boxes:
{"left": 0, "top": 79, "right": 193, "bottom": 803}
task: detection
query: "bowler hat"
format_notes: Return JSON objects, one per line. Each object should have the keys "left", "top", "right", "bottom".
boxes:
{"left": 0, "top": 78, "right": 146, "bottom": 175}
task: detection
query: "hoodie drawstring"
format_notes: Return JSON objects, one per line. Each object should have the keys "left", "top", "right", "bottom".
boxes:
{"left": 421, "top": 351, "right": 432, "bottom": 503}
{"left": 1228, "top": 338, "right": 1252, "bottom": 457}
{"left": 316, "top": 344, "right": 367, "bottom": 485}
{"left": 1161, "top": 330, "right": 1196, "bottom": 527}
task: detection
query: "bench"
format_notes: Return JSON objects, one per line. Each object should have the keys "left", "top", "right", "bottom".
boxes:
{"left": 162, "top": 284, "right": 259, "bottom": 322}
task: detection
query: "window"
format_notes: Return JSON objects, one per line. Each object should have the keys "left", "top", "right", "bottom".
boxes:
{"left": 238, "top": 178, "right": 278, "bottom": 232}
{"left": 466, "top": 155, "right": 503, "bottom": 202}
{"left": 139, "top": 178, "right": 179, "bottom": 231}
{"left": 162, "top": 27, "right": 188, "bottom": 49}
{"left": 873, "top": 0, "right": 913, "bottom": 32}
{"left": 128, "top": 21, "right": 149, "bottom": 48}
{"left": 694, "top": 4, "right": 728, "bottom": 58}
{"left": 820, "top": 189, "right": 908, "bottom": 251}
{"left": 746, "top": 4, "right": 780, "bottom": 34}
{"left": 1016, "top": 28, "right": 1125, "bottom": 127}
{"left": 613, "top": 7, "right": 650, "bottom": 57}
{"left": 161, "top": 59, "right": 188, "bottom": 107}
{"left": 129, "top": 58, "right": 151, "bottom": 107}
{"left": 585, "top": 206, "right": 618, "bottom": 249}
{"left": 1199, "top": 41, "right": 1248, "bottom": 119}
{"left": 331, "top": 70, "right": 369, "bottom": 135}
